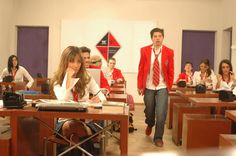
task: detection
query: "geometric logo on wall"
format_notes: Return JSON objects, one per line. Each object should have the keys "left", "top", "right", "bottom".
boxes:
{"left": 96, "top": 32, "right": 121, "bottom": 61}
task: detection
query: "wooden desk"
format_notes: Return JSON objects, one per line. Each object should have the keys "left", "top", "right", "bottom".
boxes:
{"left": 167, "top": 95, "right": 188, "bottom": 129}
{"left": 189, "top": 98, "right": 236, "bottom": 107}
{"left": 0, "top": 131, "right": 11, "bottom": 156}
{"left": 111, "top": 83, "right": 125, "bottom": 88}
{"left": 107, "top": 94, "right": 127, "bottom": 103}
{"left": 225, "top": 110, "right": 236, "bottom": 134}
{"left": 219, "top": 134, "right": 236, "bottom": 149}
{"left": 182, "top": 114, "right": 231, "bottom": 150}
{"left": 176, "top": 90, "right": 218, "bottom": 100}
{"left": 0, "top": 105, "right": 129, "bottom": 156}
{"left": 110, "top": 87, "right": 125, "bottom": 94}
{"left": 168, "top": 91, "right": 177, "bottom": 96}
{"left": 172, "top": 103, "right": 211, "bottom": 145}
{"left": 225, "top": 110, "right": 236, "bottom": 121}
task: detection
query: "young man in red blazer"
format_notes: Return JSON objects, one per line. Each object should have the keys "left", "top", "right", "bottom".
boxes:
{"left": 137, "top": 28, "right": 174, "bottom": 147}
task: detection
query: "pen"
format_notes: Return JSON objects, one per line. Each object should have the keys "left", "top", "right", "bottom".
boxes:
{"left": 93, "top": 90, "right": 101, "bottom": 96}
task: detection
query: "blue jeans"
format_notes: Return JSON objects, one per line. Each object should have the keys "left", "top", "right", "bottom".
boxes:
{"left": 144, "top": 88, "right": 168, "bottom": 141}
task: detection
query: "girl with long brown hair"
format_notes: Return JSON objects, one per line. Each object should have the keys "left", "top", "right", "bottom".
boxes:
{"left": 214, "top": 59, "right": 236, "bottom": 90}
{"left": 52, "top": 46, "right": 106, "bottom": 155}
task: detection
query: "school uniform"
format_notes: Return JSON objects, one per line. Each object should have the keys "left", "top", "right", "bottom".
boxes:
{"left": 0, "top": 66, "right": 34, "bottom": 88}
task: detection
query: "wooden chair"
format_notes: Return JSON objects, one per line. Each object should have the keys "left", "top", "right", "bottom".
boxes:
{"left": 43, "top": 120, "right": 115, "bottom": 156}
{"left": 35, "top": 78, "right": 50, "bottom": 87}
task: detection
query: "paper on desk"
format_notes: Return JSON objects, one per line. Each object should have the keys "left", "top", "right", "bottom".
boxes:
{"left": 36, "top": 99, "right": 77, "bottom": 104}
{"left": 79, "top": 101, "right": 103, "bottom": 107}
{"left": 103, "top": 101, "right": 126, "bottom": 107}
{"left": 36, "top": 99, "right": 105, "bottom": 108}
{"left": 0, "top": 100, "right": 3, "bottom": 108}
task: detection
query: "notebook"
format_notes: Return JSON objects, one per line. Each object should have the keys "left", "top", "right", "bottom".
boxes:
{"left": 36, "top": 102, "right": 88, "bottom": 112}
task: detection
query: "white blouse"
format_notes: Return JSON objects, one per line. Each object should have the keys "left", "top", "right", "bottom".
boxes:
{"left": 53, "top": 73, "right": 106, "bottom": 102}
{"left": 0, "top": 66, "right": 34, "bottom": 88}
{"left": 213, "top": 75, "right": 236, "bottom": 91}
{"left": 192, "top": 70, "right": 216, "bottom": 89}
{"left": 233, "top": 87, "right": 236, "bottom": 95}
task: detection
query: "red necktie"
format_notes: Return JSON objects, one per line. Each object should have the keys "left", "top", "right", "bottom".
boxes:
{"left": 72, "top": 90, "right": 78, "bottom": 102}
{"left": 153, "top": 49, "right": 161, "bottom": 86}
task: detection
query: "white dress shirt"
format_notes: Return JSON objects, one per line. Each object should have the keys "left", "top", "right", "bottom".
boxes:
{"left": 53, "top": 73, "right": 106, "bottom": 102}
{"left": 213, "top": 75, "right": 236, "bottom": 91}
{"left": 192, "top": 70, "right": 216, "bottom": 89}
{"left": 0, "top": 66, "right": 34, "bottom": 88}
{"left": 146, "top": 45, "right": 167, "bottom": 90}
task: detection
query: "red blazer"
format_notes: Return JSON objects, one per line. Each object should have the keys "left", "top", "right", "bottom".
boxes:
{"left": 137, "top": 44, "right": 174, "bottom": 92}
{"left": 176, "top": 72, "right": 192, "bottom": 83}
{"left": 89, "top": 65, "right": 110, "bottom": 91}
{"left": 112, "top": 68, "right": 125, "bottom": 81}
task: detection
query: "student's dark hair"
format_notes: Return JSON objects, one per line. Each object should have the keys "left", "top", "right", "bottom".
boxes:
{"left": 150, "top": 28, "right": 164, "bottom": 38}
{"left": 185, "top": 61, "right": 193, "bottom": 67}
{"left": 218, "top": 59, "right": 233, "bottom": 75}
{"left": 183, "top": 61, "right": 193, "bottom": 72}
{"left": 200, "top": 59, "right": 211, "bottom": 77}
{"left": 108, "top": 57, "right": 116, "bottom": 62}
{"left": 8, "top": 55, "right": 19, "bottom": 73}
{"left": 80, "top": 46, "right": 91, "bottom": 54}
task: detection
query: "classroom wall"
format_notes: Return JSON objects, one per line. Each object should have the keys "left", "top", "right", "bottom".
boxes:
{"left": 222, "top": 0, "right": 236, "bottom": 65}
{"left": 0, "top": 0, "right": 15, "bottom": 70}
{"left": 2, "top": 0, "right": 233, "bottom": 102}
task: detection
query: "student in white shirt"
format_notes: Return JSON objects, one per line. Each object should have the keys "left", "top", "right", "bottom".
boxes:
{"left": 193, "top": 59, "right": 216, "bottom": 89}
{"left": 0, "top": 55, "right": 34, "bottom": 89}
{"left": 51, "top": 46, "right": 106, "bottom": 150}
{"left": 214, "top": 59, "right": 236, "bottom": 90}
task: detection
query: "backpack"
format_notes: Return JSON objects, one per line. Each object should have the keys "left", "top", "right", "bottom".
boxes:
{"left": 113, "top": 112, "right": 137, "bottom": 133}
{"left": 127, "top": 94, "right": 135, "bottom": 111}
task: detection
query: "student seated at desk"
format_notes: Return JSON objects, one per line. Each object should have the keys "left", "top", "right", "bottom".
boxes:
{"left": 0, "top": 55, "right": 34, "bottom": 89}
{"left": 51, "top": 46, "right": 106, "bottom": 155}
{"left": 80, "top": 46, "right": 110, "bottom": 94}
{"left": 214, "top": 59, "right": 236, "bottom": 90}
{"left": 90, "top": 55, "right": 102, "bottom": 68}
{"left": 193, "top": 59, "right": 216, "bottom": 89}
{"left": 103, "top": 57, "right": 125, "bottom": 85}
{"left": 176, "top": 61, "right": 193, "bottom": 85}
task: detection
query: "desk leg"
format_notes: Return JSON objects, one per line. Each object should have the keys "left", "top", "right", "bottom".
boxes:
{"left": 10, "top": 116, "right": 18, "bottom": 156}
{"left": 10, "top": 117, "right": 40, "bottom": 156}
{"left": 119, "top": 117, "right": 128, "bottom": 156}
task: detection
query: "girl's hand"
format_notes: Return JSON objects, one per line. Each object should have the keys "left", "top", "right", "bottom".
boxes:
{"left": 217, "top": 74, "right": 222, "bottom": 82}
{"left": 138, "top": 89, "right": 143, "bottom": 96}
{"left": 204, "top": 78, "right": 212, "bottom": 83}
{"left": 230, "top": 72, "right": 236, "bottom": 82}
{"left": 66, "top": 67, "right": 76, "bottom": 78}
{"left": 116, "top": 78, "right": 123, "bottom": 83}
{"left": 90, "top": 96, "right": 101, "bottom": 103}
